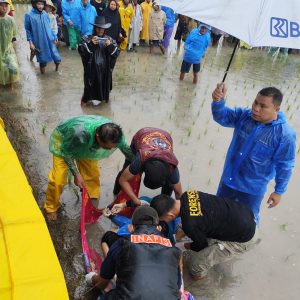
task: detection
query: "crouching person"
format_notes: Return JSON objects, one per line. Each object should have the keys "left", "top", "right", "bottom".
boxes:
{"left": 151, "top": 190, "right": 257, "bottom": 280}
{"left": 85, "top": 206, "right": 182, "bottom": 299}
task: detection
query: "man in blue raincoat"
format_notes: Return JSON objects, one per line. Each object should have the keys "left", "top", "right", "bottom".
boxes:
{"left": 24, "top": 0, "right": 61, "bottom": 74}
{"left": 62, "top": 0, "right": 81, "bottom": 49}
{"left": 79, "top": 0, "right": 97, "bottom": 36}
{"left": 179, "top": 24, "right": 210, "bottom": 84}
{"left": 212, "top": 84, "right": 296, "bottom": 222}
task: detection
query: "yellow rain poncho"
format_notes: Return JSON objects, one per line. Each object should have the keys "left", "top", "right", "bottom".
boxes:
{"left": 7, "top": 0, "right": 14, "bottom": 11}
{"left": 0, "top": 14, "right": 19, "bottom": 85}
{"left": 118, "top": 1, "right": 134, "bottom": 50}
{"left": 140, "top": 0, "right": 152, "bottom": 41}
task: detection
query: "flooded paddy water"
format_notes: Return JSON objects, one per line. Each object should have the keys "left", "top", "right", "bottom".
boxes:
{"left": 1, "top": 4, "right": 300, "bottom": 299}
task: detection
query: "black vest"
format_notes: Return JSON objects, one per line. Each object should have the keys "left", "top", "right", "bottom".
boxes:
{"left": 105, "top": 227, "right": 181, "bottom": 300}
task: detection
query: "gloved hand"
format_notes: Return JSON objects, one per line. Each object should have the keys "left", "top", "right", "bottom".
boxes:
{"left": 85, "top": 271, "right": 97, "bottom": 285}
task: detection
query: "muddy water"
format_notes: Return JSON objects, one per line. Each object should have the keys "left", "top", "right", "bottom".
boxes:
{"left": 1, "top": 4, "right": 300, "bottom": 299}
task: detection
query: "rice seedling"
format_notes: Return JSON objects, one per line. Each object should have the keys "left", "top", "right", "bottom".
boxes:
{"left": 187, "top": 127, "right": 192, "bottom": 137}
{"left": 280, "top": 223, "right": 288, "bottom": 231}
{"left": 207, "top": 178, "right": 211, "bottom": 186}
{"left": 204, "top": 128, "right": 208, "bottom": 136}
{"left": 42, "top": 124, "right": 47, "bottom": 135}
{"left": 208, "top": 159, "right": 212, "bottom": 166}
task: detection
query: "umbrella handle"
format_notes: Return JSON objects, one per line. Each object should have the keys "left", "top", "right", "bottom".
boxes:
{"left": 222, "top": 39, "right": 240, "bottom": 83}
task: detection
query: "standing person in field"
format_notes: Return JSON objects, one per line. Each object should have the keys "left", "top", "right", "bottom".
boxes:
{"left": 148, "top": 2, "right": 166, "bottom": 55}
{"left": 62, "top": 0, "right": 81, "bottom": 50}
{"left": 45, "top": 0, "right": 58, "bottom": 37}
{"left": 212, "top": 83, "right": 296, "bottom": 223}
{"left": 179, "top": 24, "right": 210, "bottom": 84}
{"left": 118, "top": 0, "right": 134, "bottom": 50}
{"left": 127, "top": 0, "right": 142, "bottom": 52}
{"left": 44, "top": 115, "right": 133, "bottom": 221}
{"left": 103, "top": 0, "right": 122, "bottom": 42}
{"left": 139, "top": 0, "right": 151, "bottom": 44}
{"left": 79, "top": 0, "right": 97, "bottom": 36}
{"left": 0, "top": 0, "right": 19, "bottom": 89}
{"left": 90, "top": 0, "right": 106, "bottom": 16}
{"left": 78, "top": 16, "right": 120, "bottom": 105}
{"left": 24, "top": 0, "right": 61, "bottom": 74}
{"left": 161, "top": 5, "right": 176, "bottom": 51}
{"left": 174, "top": 14, "right": 188, "bottom": 50}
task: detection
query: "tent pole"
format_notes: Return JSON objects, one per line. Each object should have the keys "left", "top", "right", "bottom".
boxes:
{"left": 222, "top": 39, "right": 240, "bottom": 82}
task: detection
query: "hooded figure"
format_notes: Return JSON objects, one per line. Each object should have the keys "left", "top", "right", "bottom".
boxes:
{"left": 79, "top": 0, "right": 97, "bottom": 36}
{"left": 78, "top": 15, "right": 120, "bottom": 105}
{"left": 103, "top": 0, "right": 122, "bottom": 41}
{"left": 24, "top": 0, "right": 61, "bottom": 73}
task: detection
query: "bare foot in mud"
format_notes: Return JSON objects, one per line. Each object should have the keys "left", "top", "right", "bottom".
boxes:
{"left": 47, "top": 211, "right": 57, "bottom": 221}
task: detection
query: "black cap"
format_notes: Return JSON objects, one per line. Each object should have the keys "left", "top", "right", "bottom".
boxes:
{"left": 143, "top": 160, "right": 170, "bottom": 189}
{"left": 132, "top": 206, "right": 159, "bottom": 226}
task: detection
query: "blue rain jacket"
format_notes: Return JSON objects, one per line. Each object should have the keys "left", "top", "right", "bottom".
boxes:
{"left": 62, "top": 0, "right": 81, "bottom": 28}
{"left": 183, "top": 26, "right": 210, "bottom": 64}
{"left": 161, "top": 6, "right": 176, "bottom": 28}
{"left": 212, "top": 99, "right": 296, "bottom": 196}
{"left": 79, "top": 1, "right": 97, "bottom": 35}
{"left": 24, "top": 9, "right": 61, "bottom": 64}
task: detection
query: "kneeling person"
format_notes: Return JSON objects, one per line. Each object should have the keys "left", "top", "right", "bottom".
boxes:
{"left": 86, "top": 206, "right": 182, "bottom": 299}
{"left": 151, "top": 190, "right": 256, "bottom": 279}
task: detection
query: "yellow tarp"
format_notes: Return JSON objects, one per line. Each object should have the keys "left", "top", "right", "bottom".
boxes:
{"left": 0, "top": 119, "right": 69, "bottom": 300}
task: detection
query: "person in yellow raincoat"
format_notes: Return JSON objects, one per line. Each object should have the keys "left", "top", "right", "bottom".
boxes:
{"left": 7, "top": 0, "right": 14, "bottom": 16}
{"left": 140, "top": 0, "right": 152, "bottom": 42}
{"left": 118, "top": 0, "right": 133, "bottom": 50}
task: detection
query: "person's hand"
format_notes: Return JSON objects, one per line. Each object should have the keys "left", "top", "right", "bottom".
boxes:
{"left": 29, "top": 42, "right": 35, "bottom": 51}
{"left": 212, "top": 83, "right": 227, "bottom": 101}
{"left": 68, "top": 19, "right": 73, "bottom": 27}
{"left": 54, "top": 38, "right": 59, "bottom": 46}
{"left": 119, "top": 33, "right": 123, "bottom": 38}
{"left": 85, "top": 271, "right": 97, "bottom": 285}
{"left": 103, "top": 207, "right": 112, "bottom": 217}
{"left": 111, "top": 202, "right": 126, "bottom": 214}
{"left": 105, "top": 38, "right": 111, "bottom": 46}
{"left": 267, "top": 192, "right": 282, "bottom": 208}
{"left": 74, "top": 173, "right": 85, "bottom": 189}
{"left": 91, "top": 36, "right": 99, "bottom": 45}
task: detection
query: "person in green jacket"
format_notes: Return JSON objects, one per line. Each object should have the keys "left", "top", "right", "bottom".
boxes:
{"left": 44, "top": 115, "right": 133, "bottom": 221}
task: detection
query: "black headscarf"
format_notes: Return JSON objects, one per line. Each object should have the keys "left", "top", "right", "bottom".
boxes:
{"left": 103, "top": 0, "right": 122, "bottom": 41}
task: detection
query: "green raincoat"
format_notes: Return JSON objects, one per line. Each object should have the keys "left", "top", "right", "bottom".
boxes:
{"left": 0, "top": 14, "right": 19, "bottom": 85}
{"left": 49, "top": 115, "right": 133, "bottom": 175}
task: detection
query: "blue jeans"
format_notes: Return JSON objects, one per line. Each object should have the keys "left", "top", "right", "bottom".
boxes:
{"left": 217, "top": 183, "right": 264, "bottom": 224}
